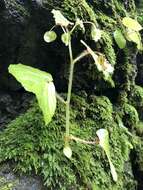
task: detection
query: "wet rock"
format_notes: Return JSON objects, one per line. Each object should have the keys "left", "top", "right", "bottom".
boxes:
{"left": 0, "top": 91, "right": 32, "bottom": 129}
{"left": 136, "top": 54, "right": 143, "bottom": 86}
{"left": 0, "top": 163, "right": 46, "bottom": 190}
{"left": 0, "top": 0, "right": 57, "bottom": 90}
{"left": 0, "top": 0, "right": 5, "bottom": 11}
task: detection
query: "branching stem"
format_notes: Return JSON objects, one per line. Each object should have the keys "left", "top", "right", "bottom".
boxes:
{"left": 65, "top": 39, "right": 92, "bottom": 145}
{"left": 73, "top": 50, "right": 89, "bottom": 64}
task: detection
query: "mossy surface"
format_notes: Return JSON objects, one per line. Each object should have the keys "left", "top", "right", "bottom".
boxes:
{"left": 132, "top": 137, "right": 143, "bottom": 190}
{"left": 115, "top": 103, "right": 139, "bottom": 130}
{"left": 0, "top": 0, "right": 142, "bottom": 189}
{"left": 0, "top": 177, "right": 14, "bottom": 190}
{"left": 129, "top": 85, "right": 143, "bottom": 120}
{"left": 136, "top": 122, "right": 143, "bottom": 136}
{"left": 0, "top": 95, "right": 136, "bottom": 190}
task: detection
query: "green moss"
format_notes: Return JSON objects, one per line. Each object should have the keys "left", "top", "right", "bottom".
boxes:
{"left": 129, "top": 85, "right": 143, "bottom": 120}
{"left": 96, "top": 12, "right": 117, "bottom": 29}
{"left": 117, "top": 90, "right": 128, "bottom": 105}
{"left": 0, "top": 95, "right": 135, "bottom": 189}
{"left": 133, "top": 137, "right": 143, "bottom": 177}
{"left": 43, "top": 0, "right": 97, "bottom": 22}
{"left": 135, "top": 122, "right": 143, "bottom": 136}
{"left": 0, "top": 176, "right": 15, "bottom": 190}
{"left": 115, "top": 103, "right": 139, "bottom": 129}
{"left": 115, "top": 47, "right": 137, "bottom": 92}
{"left": 102, "top": 31, "right": 116, "bottom": 66}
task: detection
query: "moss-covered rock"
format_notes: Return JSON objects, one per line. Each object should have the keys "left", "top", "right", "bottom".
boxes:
{"left": 0, "top": 177, "right": 14, "bottom": 190}
{"left": 135, "top": 122, "right": 143, "bottom": 136}
{"left": 0, "top": 95, "right": 136, "bottom": 189}
{"left": 129, "top": 85, "right": 143, "bottom": 120}
{"left": 132, "top": 137, "right": 143, "bottom": 190}
{"left": 0, "top": 0, "right": 142, "bottom": 189}
{"left": 114, "top": 103, "right": 139, "bottom": 130}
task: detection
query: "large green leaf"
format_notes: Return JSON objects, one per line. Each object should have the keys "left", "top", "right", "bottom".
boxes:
{"left": 122, "top": 17, "right": 142, "bottom": 31}
{"left": 126, "top": 30, "right": 142, "bottom": 50}
{"left": 8, "top": 64, "right": 56, "bottom": 125}
{"left": 96, "top": 129, "right": 118, "bottom": 182}
{"left": 114, "top": 29, "right": 126, "bottom": 49}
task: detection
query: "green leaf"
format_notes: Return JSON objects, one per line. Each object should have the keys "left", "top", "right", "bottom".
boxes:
{"left": 96, "top": 129, "right": 118, "bottom": 182}
{"left": 44, "top": 31, "right": 57, "bottom": 43}
{"left": 113, "top": 29, "right": 126, "bottom": 49}
{"left": 122, "top": 17, "right": 142, "bottom": 31}
{"left": 126, "top": 30, "right": 143, "bottom": 50}
{"left": 63, "top": 146, "right": 72, "bottom": 159}
{"left": 91, "top": 25, "right": 102, "bottom": 42}
{"left": 8, "top": 64, "right": 56, "bottom": 125}
{"left": 51, "top": 9, "right": 73, "bottom": 27}
{"left": 61, "top": 33, "right": 71, "bottom": 46}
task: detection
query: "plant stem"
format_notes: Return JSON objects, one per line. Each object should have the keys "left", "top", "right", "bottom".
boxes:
{"left": 70, "top": 135, "right": 98, "bottom": 145}
{"left": 65, "top": 41, "right": 95, "bottom": 144}
{"left": 56, "top": 93, "right": 66, "bottom": 104}
{"left": 65, "top": 40, "right": 74, "bottom": 143}
{"left": 73, "top": 50, "right": 89, "bottom": 64}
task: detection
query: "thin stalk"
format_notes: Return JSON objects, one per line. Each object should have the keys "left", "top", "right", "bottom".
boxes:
{"left": 70, "top": 135, "right": 98, "bottom": 145}
{"left": 65, "top": 39, "right": 74, "bottom": 143}
{"left": 65, "top": 39, "right": 99, "bottom": 146}
{"left": 56, "top": 93, "right": 66, "bottom": 104}
{"left": 83, "top": 21, "right": 98, "bottom": 27}
{"left": 70, "top": 23, "right": 78, "bottom": 34}
{"left": 73, "top": 50, "right": 89, "bottom": 64}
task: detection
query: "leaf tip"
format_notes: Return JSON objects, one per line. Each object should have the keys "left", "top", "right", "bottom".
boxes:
{"left": 63, "top": 146, "right": 72, "bottom": 159}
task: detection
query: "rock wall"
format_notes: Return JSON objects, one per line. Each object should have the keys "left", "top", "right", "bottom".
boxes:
{"left": 0, "top": 0, "right": 143, "bottom": 189}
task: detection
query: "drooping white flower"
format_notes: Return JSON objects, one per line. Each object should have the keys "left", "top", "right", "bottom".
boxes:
{"left": 81, "top": 40, "right": 114, "bottom": 78}
{"left": 51, "top": 9, "right": 73, "bottom": 27}
{"left": 76, "top": 18, "right": 85, "bottom": 32}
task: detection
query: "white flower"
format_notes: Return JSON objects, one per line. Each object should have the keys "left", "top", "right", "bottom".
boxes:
{"left": 91, "top": 25, "right": 102, "bottom": 42}
{"left": 105, "top": 63, "right": 114, "bottom": 73}
{"left": 51, "top": 9, "right": 73, "bottom": 27}
{"left": 97, "top": 55, "right": 114, "bottom": 77}
{"left": 80, "top": 40, "right": 114, "bottom": 78}
{"left": 76, "top": 18, "right": 85, "bottom": 32}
